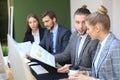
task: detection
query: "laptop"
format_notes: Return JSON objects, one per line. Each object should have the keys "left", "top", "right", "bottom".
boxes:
{"left": 0, "top": 43, "right": 8, "bottom": 80}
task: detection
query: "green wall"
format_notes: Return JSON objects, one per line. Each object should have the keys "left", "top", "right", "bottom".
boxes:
{"left": 0, "top": 0, "right": 8, "bottom": 42}
{"left": 13, "top": 0, "right": 70, "bottom": 42}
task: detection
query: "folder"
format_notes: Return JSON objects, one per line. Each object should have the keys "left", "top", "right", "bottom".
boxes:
{"left": 30, "top": 43, "right": 56, "bottom": 68}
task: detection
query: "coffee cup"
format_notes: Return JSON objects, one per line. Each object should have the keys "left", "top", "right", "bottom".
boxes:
{"left": 69, "top": 65, "right": 79, "bottom": 75}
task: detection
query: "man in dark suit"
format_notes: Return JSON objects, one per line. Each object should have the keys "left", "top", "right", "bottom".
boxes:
{"left": 55, "top": 5, "right": 99, "bottom": 73}
{"left": 29, "top": 10, "right": 71, "bottom": 80}
{"left": 40, "top": 10, "right": 71, "bottom": 54}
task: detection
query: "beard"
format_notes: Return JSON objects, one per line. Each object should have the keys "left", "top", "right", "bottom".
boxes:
{"left": 76, "top": 29, "right": 87, "bottom": 35}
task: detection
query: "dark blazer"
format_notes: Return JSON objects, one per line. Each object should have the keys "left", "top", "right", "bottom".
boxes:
{"left": 90, "top": 33, "right": 120, "bottom": 79}
{"left": 55, "top": 31, "right": 99, "bottom": 70}
{"left": 40, "top": 25, "right": 71, "bottom": 54}
{"left": 23, "top": 28, "right": 45, "bottom": 43}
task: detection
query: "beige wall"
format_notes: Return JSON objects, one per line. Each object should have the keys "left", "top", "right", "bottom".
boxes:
{"left": 111, "top": 0, "right": 120, "bottom": 39}
{"left": 70, "top": 0, "right": 120, "bottom": 39}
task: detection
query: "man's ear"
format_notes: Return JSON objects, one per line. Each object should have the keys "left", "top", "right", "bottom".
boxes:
{"left": 53, "top": 17, "right": 56, "bottom": 22}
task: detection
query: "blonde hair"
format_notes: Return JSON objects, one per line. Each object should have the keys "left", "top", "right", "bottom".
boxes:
{"left": 97, "top": 5, "right": 107, "bottom": 15}
{"left": 86, "top": 5, "right": 110, "bottom": 32}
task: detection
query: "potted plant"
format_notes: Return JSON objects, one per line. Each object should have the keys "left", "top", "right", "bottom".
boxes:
{"left": 2, "top": 45, "right": 8, "bottom": 56}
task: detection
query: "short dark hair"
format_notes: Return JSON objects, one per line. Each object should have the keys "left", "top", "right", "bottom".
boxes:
{"left": 41, "top": 10, "right": 56, "bottom": 20}
{"left": 74, "top": 5, "right": 91, "bottom": 16}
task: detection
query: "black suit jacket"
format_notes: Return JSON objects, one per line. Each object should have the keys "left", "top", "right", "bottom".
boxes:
{"left": 40, "top": 25, "right": 71, "bottom": 54}
{"left": 23, "top": 28, "right": 45, "bottom": 43}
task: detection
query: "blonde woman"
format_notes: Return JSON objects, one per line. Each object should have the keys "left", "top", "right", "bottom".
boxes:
{"left": 69, "top": 5, "right": 120, "bottom": 80}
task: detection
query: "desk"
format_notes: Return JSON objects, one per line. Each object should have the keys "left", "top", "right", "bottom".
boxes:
{"left": 6, "top": 65, "right": 13, "bottom": 80}
{"left": 30, "top": 59, "right": 68, "bottom": 80}
{"left": 6, "top": 65, "right": 68, "bottom": 80}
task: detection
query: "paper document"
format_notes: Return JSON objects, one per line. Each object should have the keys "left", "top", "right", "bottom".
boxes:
{"left": 17, "top": 41, "right": 32, "bottom": 55}
{"left": 16, "top": 41, "right": 32, "bottom": 63}
{"left": 31, "top": 65, "right": 48, "bottom": 74}
{"left": 30, "top": 43, "right": 55, "bottom": 68}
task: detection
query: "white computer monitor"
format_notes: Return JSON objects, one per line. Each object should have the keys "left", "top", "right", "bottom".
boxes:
{"left": 0, "top": 43, "right": 8, "bottom": 79}
{"left": 7, "top": 34, "right": 36, "bottom": 80}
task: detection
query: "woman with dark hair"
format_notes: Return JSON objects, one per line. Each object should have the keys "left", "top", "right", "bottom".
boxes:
{"left": 23, "top": 13, "right": 45, "bottom": 44}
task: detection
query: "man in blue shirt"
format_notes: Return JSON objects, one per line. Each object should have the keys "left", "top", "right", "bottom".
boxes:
{"left": 40, "top": 10, "right": 71, "bottom": 54}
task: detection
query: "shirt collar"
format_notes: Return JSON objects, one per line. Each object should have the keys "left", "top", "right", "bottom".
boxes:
{"left": 50, "top": 24, "right": 58, "bottom": 34}
{"left": 32, "top": 29, "right": 39, "bottom": 36}
{"left": 100, "top": 33, "right": 110, "bottom": 46}
{"left": 81, "top": 33, "right": 88, "bottom": 39}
